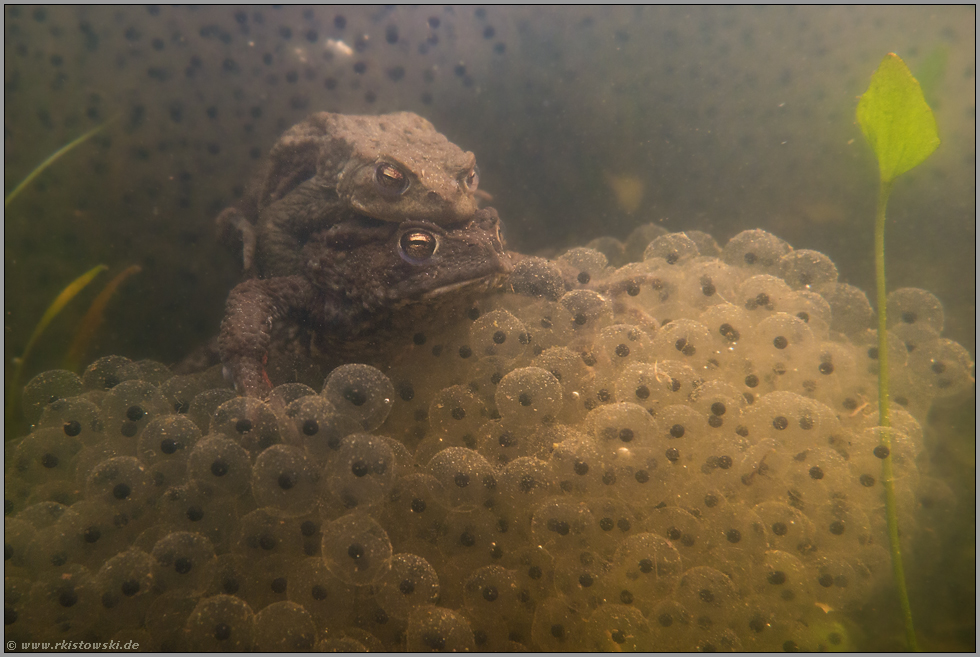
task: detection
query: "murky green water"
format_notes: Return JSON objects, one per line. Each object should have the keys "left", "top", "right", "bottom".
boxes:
{"left": 5, "top": 5, "right": 974, "bottom": 651}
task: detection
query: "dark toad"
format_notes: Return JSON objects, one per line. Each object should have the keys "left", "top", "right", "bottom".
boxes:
{"left": 219, "top": 111, "right": 485, "bottom": 278}
{"left": 216, "top": 112, "right": 509, "bottom": 396}
{"left": 220, "top": 211, "right": 511, "bottom": 396}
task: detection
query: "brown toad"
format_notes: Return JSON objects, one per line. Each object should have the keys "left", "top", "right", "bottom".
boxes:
{"left": 220, "top": 210, "right": 511, "bottom": 396}
{"left": 216, "top": 112, "right": 508, "bottom": 396}
{"left": 219, "top": 111, "right": 484, "bottom": 278}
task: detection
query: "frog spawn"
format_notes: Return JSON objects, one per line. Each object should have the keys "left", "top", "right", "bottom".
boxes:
{"left": 7, "top": 227, "right": 971, "bottom": 650}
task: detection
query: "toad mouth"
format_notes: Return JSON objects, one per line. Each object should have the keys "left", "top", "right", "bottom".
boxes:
{"left": 387, "top": 272, "right": 506, "bottom": 310}
{"left": 421, "top": 274, "right": 500, "bottom": 299}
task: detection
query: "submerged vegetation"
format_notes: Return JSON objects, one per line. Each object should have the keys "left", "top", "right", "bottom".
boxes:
{"left": 5, "top": 264, "right": 107, "bottom": 430}
{"left": 857, "top": 51, "right": 941, "bottom": 651}
{"left": 5, "top": 121, "right": 138, "bottom": 434}
{"left": 4, "top": 120, "right": 112, "bottom": 208}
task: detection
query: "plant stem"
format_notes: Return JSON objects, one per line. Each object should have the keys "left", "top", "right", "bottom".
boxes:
{"left": 875, "top": 179, "right": 893, "bottom": 428}
{"left": 874, "top": 176, "right": 919, "bottom": 651}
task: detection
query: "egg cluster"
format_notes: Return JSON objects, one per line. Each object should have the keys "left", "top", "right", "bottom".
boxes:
{"left": 6, "top": 226, "right": 972, "bottom": 651}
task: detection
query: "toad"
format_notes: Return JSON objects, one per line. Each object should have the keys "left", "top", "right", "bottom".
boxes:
{"left": 220, "top": 210, "right": 511, "bottom": 396}
{"left": 216, "top": 112, "right": 509, "bottom": 396}
{"left": 219, "top": 111, "right": 485, "bottom": 278}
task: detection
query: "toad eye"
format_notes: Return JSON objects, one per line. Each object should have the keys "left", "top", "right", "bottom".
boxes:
{"left": 462, "top": 166, "right": 480, "bottom": 192}
{"left": 399, "top": 229, "right": 438, "bottom": 264}
{"left": 375, "top": 162, "right": 409, "bottom": 196}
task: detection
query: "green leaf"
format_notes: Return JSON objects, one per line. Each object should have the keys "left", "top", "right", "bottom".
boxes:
{"left": 856, "top": 53, "right": 940, "bottom": 183}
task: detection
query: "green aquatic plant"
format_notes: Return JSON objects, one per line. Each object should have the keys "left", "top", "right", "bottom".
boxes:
{"left": 5, "top": 264, "right": 143, "bottom": 434}
{"left": 63, "top": 264, "right": 143, "bottom": 373}
{"left": 4, "top": 120, "right": 112, "bottom": 207}
{"left": 5, "top": 264, "right": 107, "bottom": 428}
{"left": 856, "top": 52, "right": 940, "bottom": 652}
{"left": 5, "top": 118, "right": 133, "bottom": 433}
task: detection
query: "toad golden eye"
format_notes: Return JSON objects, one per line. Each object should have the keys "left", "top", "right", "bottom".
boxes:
{"left": 463, "top": 166, "right": 480, "bottom": 192}
{"left": 399, "top": 230, "right": 438, "bottom": 263}
{"left": 375, "top": 162, "right": 409, "bottom": 195}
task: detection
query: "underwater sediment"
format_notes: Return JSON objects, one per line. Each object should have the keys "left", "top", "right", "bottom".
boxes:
{"left": 5, "top": 226, "right": 973, "bottom": 651}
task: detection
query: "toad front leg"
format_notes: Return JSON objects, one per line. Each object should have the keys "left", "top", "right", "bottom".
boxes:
{"left": 219, "top": 275, "right": 316, "bottom": 397}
